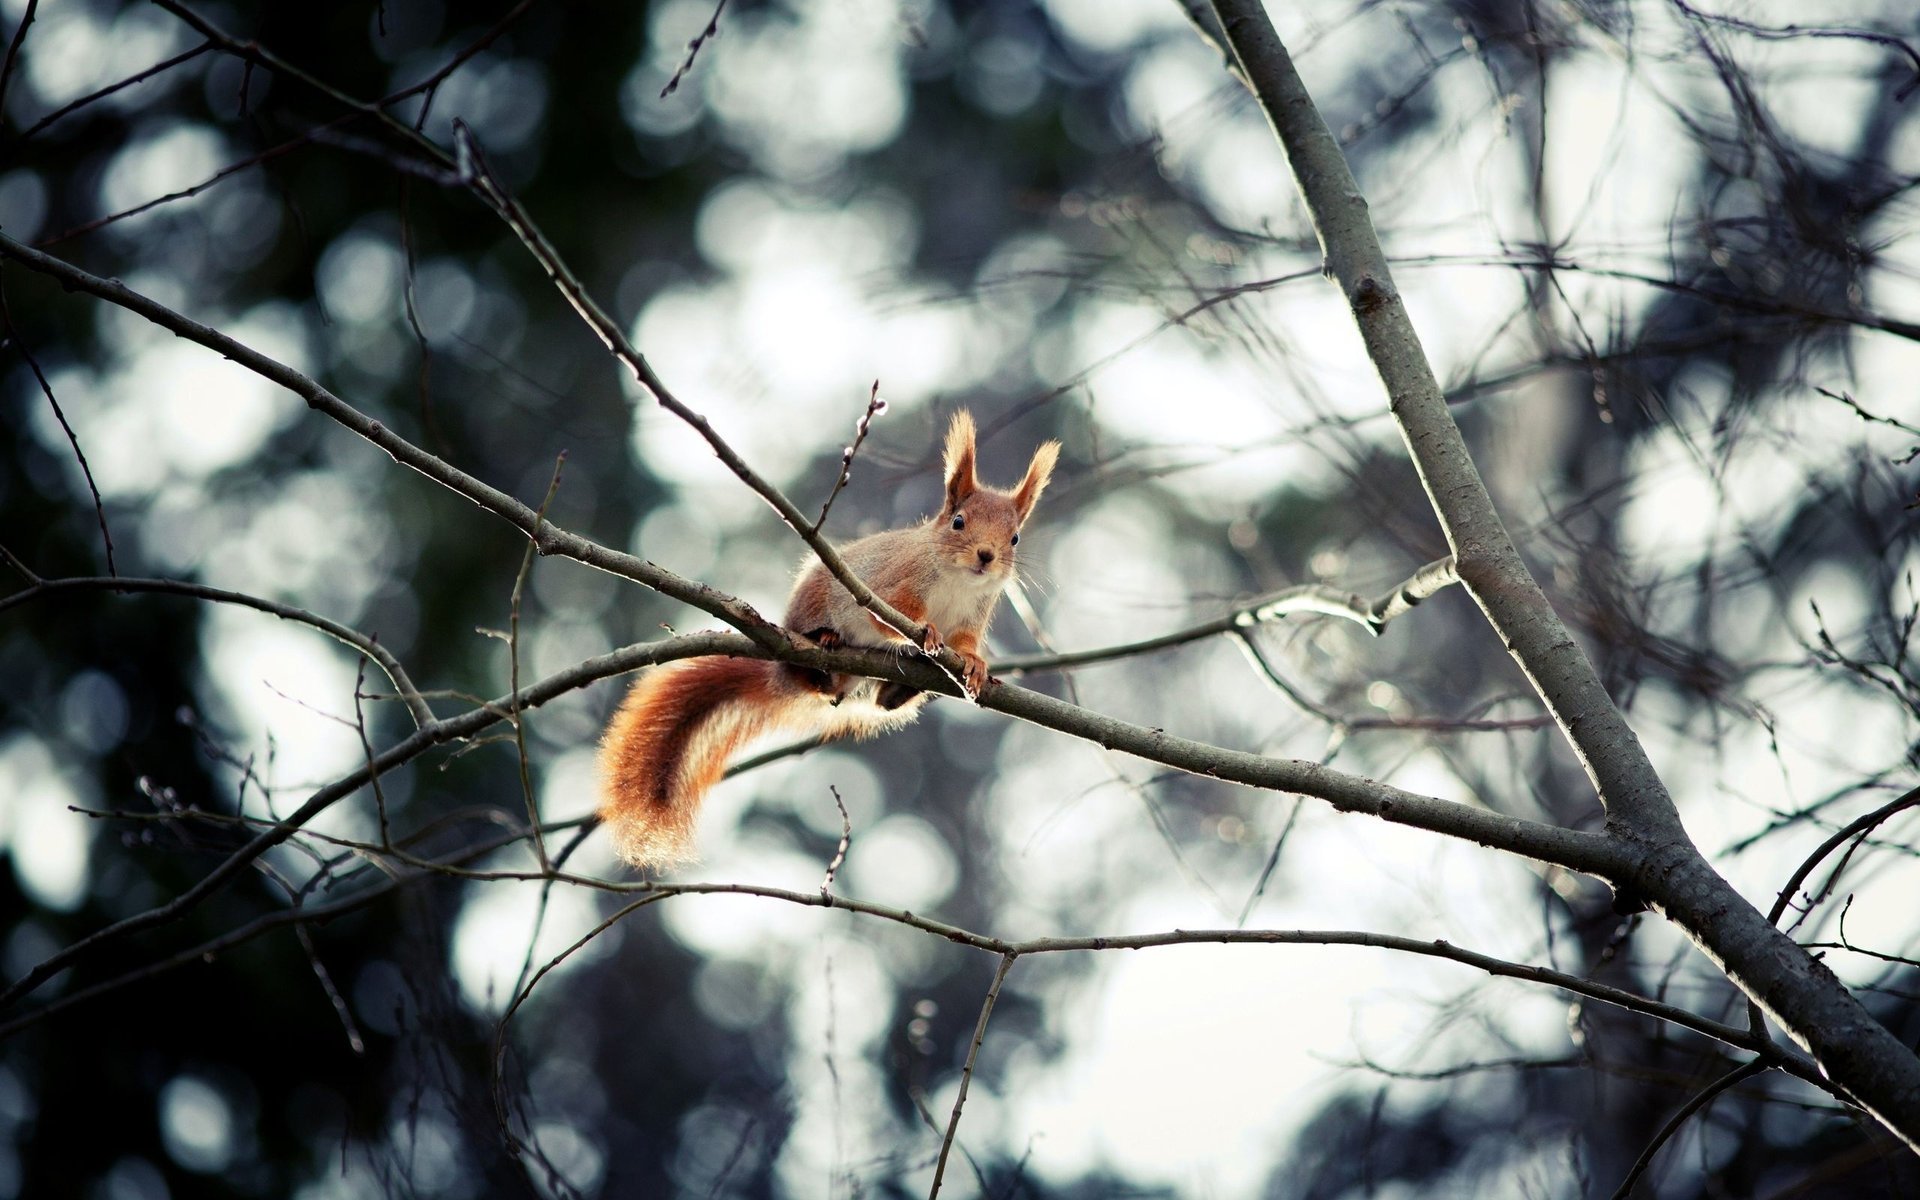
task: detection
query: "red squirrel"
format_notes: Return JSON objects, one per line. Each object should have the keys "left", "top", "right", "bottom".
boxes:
{"left": 598, "top": 410, "right": 1060, "bottom": 867}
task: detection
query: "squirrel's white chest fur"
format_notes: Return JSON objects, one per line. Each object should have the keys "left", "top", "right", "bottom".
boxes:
{"left": 922, "top": 562, "right": 1006, "bottom": 635}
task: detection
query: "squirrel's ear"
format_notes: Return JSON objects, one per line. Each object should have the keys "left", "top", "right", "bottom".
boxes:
{"left": 1012, "top": 440, "right": 1060, "bottom": 523}
{"left": 943, "top": 410, "right": 979, "bottom": 512}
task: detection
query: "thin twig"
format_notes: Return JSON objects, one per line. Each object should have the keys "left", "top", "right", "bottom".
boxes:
{"left": 0, "top": 0, "right": 35, "bottom": 122}
{"left": 813, "top": 383, "right": 887, "bottom": 534}
{"left": 0, "top": 543, "right": 38, "bottom": 584}
{"left": 820, "top": 784, "right": 852, "bottom": 892}
{"left": 351, "top": 655, "right": 392, "bottom": 848}
{"left": 1237, "top": 797, "right": 1302, "bottom": 927}
{"left": 995, "top": 555, "right": 1461, "bottom": 677}
{"left": 1768, "top": 784, "right": 1920, "bottom": 934}
{"left": 445, "top": 125, "right": 952, "bottom": 677}
{"left": 17, "top": 40, "right": 214, "bottom": 141}
{"left": 660, "top": 0, "right": 727, "bottom": 98}
{"left": 1816, "top": 386, "right": 1920, "bottom": 440}
{"left": 931, "top": 953, "right": 1017, "bottom": 1199}
{"left": 1, "top": 284, "right": 116, "bottom": 574}
{"left": 509, "top": 453, "right": 568, "bottom": 872}
{"left": 1, "top": 574, "right": 433, "bottom": 728}
{"left": 1608, "top": 1058, "right": 1771, "bottom": 1199}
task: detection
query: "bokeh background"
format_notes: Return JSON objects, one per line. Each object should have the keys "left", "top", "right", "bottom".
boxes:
{"left": 3, "top": 0, "right": 1919, "bottom": 1196}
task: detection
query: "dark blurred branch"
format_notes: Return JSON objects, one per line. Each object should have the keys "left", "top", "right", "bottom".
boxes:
{"left": 1667, "top": 0, "right": 1920, "bottom": 101}
{"left": 0, "top": 575, "right": 433, "bottom": 728}
{"left": 1206, "top": 0, "right": 1920, "bottom": 1152}
{"left": 15, "top": 39, "right": 213, "bottom": 141}
{"left": 1768, "top": 785, "right": 1920, "bottom": 935}
{"left": 150, "top": 0, "right": 531, "bottom": 160}
{"left": 1609, "top": 1058, "right": 1772, "bottom": 1200}
{"left": 0, "top": 0, "right": 33, "bottom": 121}
{"left": 38, "top": 2, "right": 533, "bottom": 243}
{"left": 0, "top": 286, "right": 115, "bottom": 574}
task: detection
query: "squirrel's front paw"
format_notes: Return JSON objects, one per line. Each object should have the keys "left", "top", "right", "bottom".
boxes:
{"left": 918, "top": 620, "right": 944, "bottom": 654}
{"left": 957, "top": 650, "right": 989, "bottom": 697}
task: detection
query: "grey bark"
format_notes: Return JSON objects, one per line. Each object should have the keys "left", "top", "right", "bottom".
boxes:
{"left": 1205, "top": 0, "right": 1920, "bottom": 1154}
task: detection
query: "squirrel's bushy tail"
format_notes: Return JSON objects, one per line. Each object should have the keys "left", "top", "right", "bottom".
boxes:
{"left": 598, "top": 658, "right": 807, "bottom": 867}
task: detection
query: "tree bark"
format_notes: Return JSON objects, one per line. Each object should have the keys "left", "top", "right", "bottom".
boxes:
{"left": 1204, "top": 0, "right": 1920, "bottom": 1153}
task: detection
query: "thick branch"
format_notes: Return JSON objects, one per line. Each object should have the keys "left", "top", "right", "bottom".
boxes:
{"left": 1205, "top": 0, "right": 1920, "bottom": 1150}
{"left": 0, "top": 617, "right": 1610, "bottom": 1010}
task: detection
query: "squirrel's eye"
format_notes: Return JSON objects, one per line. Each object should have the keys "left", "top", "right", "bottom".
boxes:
{"left": 951, "top": 512, "right": 966, "bottom": 530}
{"left": 1011, "top": 532, "right": 1020, "bottom": 546}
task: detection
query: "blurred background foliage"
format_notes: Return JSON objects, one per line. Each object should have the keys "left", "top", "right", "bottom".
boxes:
{"left": 2, "top": 0, "right": 1918, "bottom": 1196}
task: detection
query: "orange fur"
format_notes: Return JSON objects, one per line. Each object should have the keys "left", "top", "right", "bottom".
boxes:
{"left": 599, "top": 410, "right": 1061, "bottom": 869}
{"left": 599, "top": 658, "right": 805, "bottom": 866}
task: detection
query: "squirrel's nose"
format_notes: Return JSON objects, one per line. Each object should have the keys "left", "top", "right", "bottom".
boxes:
{"left": 977, "top": 548, "right": 995, "bottom": 566}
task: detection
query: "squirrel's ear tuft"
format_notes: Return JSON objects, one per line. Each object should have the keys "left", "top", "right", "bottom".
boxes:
{"left": 1012, "top": 439, "right": 1060, "bottom": 523}
{"left": 943, "top": 410, "right": 979, "bottom": 512}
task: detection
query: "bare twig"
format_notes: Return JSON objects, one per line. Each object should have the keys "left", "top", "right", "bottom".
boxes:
{"left": 0, "top": 232, "right": 798, "bottom": 656}
{"left": 445, "top": 126, "right": 951, "bottom": 675}
{"left": 660, "top": 0, "right": 728, "bottom": 98}
{"left": 39, "top": 126, "right": 342, "bottom": 245}
{"left": 17, "top": 39, "right": 214, "bottom": 141}
{"left": 1, "top": 574, "right": 433, "bottom": 728}
{"left": 820, "top": 784, "right": 852, "bottom": 892}
{"left": 813, "top": 383, "right": 887, "bottom": 534}
{"left": 1816, "top": 386, "right": 1920, "bottom": 441}
{"left": 1768, "top": 785, "right": 1920, "bottom": 934}
{"left": 0, "top": 543, "right": 38, "bottom": 584}
{"left": 996, "top": 555, "right": 1460, "bottom": 677}
{"left": 930, "top": 953, "right": 1016, "bottom": 1199}
{"left": 1609, "top": 1058, "right": 1771, "bottom": 1199}
{"left": 351, "top": 655, "right": 392, "bottom": 848}
{"left": 0, "top": 0, "right": 35, "bottom": 122}
{"left": 509, "top": 454, "right": 568, "bottom": 872}
{"left": 1, "top": 284, "right": 116, "bottom": 574}
{"left": 1667, "top": 0, "right": 1920, "bottom": 101}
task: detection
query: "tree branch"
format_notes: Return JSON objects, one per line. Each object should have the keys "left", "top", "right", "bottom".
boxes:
{"left": 930, "top": 952, "right": 1016, "bottom": 1198}
{"left": 1609, "top": 1058, "right": 1772, "bottom": 1199}
{"left": 1204, "top": 0, "right": 1920, "bottom": 1151}
{"left": 0, "top": 232, "right": 800, "bottom": 657}
{"left": 2, "top": 575, "right": 434, "bottom": 728}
